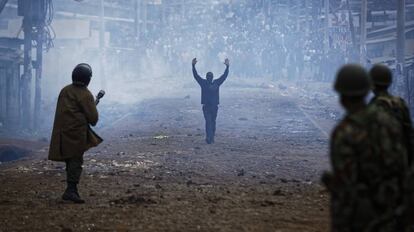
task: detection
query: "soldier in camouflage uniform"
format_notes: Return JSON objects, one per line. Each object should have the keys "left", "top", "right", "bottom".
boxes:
{"left": 322, "top": 64, "right": 408, "bottom": 231}
{"left": 368, "top": 65, "right": 414, "bottom": 231}
{"left": 369, "top": 64, "right": 413, "bottom": 165}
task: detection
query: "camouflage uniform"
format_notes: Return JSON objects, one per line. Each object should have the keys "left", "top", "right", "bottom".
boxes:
{"left": 368, "top": 64, "right": 414, "bottom": 230}
{"left": 370, "top": 92, "right": 413, "bottom": 165}
{"left": 324, "top": 104, "right": 408, "bottom": 232}
{"left": 404, "top": 168, "right": 414, "bottom": 231}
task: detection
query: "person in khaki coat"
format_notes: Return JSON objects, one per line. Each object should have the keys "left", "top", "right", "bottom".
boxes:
{"left": 49, "top": 63, "right": 102, "bottom": 203}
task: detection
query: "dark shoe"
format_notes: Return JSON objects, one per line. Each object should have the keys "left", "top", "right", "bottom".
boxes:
{"left": 62, "top": 190, "right": 85, "bottom": 204}
{"left": 62, "top": 182, "right": 85, "bottom": 204}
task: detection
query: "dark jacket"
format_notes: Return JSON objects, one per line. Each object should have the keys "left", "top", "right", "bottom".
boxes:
{"left": 48, "top": 84, "right": 102, "bottom": 162}
{"left": 193, "top": 65, "right": 229, "bottom": 105}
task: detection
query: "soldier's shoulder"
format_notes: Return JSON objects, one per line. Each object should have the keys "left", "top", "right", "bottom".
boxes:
{"left": 76, "top": 87, "right": 93, "bottom": 98}
{"left": 366, "top": 103, "right": 386, "bottom": 116}
{"left": 392, "top": 95, "right": 409, "bottom": 108}
{"left": 366, "top": 104, "right": 391, "bottom": 122}
{"left": 61, "top": 84, "right": 73, "bottom": 91}
{"left": 367, "top": 103, "right": 403, "bottom": 133}
{"left": 370, "top": 96, "right": 393, "bottom": 109}
{"left": 332, "top": 118, "right": 360, "bottom": 140}
{"left": 68, "top": 84, "right": 92, "bottom": 94}
{"left": 59, "top": 84, "right": 74, "bottom": 96}
{"left": 65, "top": 84, "right": 93, "bottom": 99}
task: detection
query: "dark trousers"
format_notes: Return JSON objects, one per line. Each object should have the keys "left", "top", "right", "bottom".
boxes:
{"left": 202, "top": 105, "right": 218, "bottom": 143}
{"left": 65, "top": 156, "right": 84, "bottom": 184}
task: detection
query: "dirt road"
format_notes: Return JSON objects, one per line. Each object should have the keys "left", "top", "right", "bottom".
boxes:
{"left": 0, "top": 87, "right": 333, "bottom": 232}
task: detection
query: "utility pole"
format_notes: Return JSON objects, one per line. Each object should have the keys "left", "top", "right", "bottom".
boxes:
{"left": 360, "top": 0, "right": 367, "bottom": 65}
{"left": 100, "top": 0, "right": 106, "bottom": 89}
{"left": 22, "top": 3, "right": 33, "bottom": 130}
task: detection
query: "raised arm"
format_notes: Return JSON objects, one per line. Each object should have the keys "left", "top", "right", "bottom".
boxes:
{"left": 216, "top": 58, "right": 230, "bottom": 86}
{"left": 192, "top": 58, "right": 203, "bottom": 85}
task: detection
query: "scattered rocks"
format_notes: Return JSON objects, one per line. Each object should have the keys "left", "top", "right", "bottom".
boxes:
{"left": 273, "top": 189, "right": 285, "bottom": 196}
{"left": 153, "top": 135, "right": 169, "bottom": 140}
{"left": 280, "top": 178, "right": 288, "bottom": 183}
{"left": 237, "top": 169, "right": 245, "bottom": 176}
{"left": 260, "top": 200, "right": 276, "bottom": 207}
{"left": 152, "top": 176, "right": 162, "bottom": 181}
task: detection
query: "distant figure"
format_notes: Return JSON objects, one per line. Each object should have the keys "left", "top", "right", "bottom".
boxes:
{"left": 369, "top": 64, "right": 413, "bottom": 165}
{"left": 48, "top": 63, "right": 103, "bottom": 204}
{"left": 322, "top": 64, "right": 408, "bottom": 231}
{"left": 192, "top": 57, "right": 229, "bottom": 144}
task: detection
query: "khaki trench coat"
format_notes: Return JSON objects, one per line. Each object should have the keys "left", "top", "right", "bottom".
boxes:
{"left": 48, "top": 84, "right": 103, "bottom": 161}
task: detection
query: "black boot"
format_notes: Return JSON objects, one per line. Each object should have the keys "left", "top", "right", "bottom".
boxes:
{"left": 62, "top": 182, "right": 85, "bottom": 204}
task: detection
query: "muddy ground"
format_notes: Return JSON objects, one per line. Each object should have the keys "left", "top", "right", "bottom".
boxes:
{"left": 0, "top": 82, "right": 341, "bottom": 231}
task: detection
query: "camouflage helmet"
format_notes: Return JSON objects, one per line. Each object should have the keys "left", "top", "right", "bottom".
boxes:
{"left": 72, "top": 63, "right": 92, "bottom": 86}
{"left": 334, "top": 64, "right": 371, "bottom": 96}
{"left": 369, "top": 64, "right": 392, "bottom": 87}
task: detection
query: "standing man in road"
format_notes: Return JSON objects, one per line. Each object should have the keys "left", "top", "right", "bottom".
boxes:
{"left": 49, "top": 63, "right": 103, "bottom": 204}
{"left": 192, "top": 58, "right": 230, "bottom": 144}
